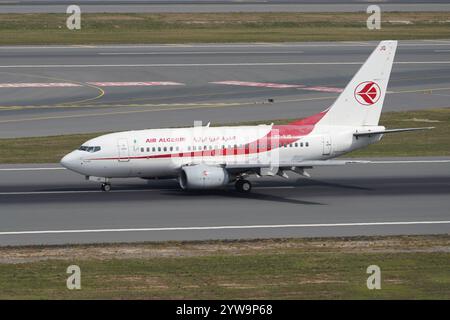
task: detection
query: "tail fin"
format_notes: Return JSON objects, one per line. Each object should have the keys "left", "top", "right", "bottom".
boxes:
{"left": 317, "top": 40, "right": 398, "bottom": 127}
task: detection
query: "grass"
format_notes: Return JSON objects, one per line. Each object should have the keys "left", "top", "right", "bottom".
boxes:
{"left": 348, "top": 108, "right": 450, "bottom": 157}
{"left": 0, "top": 12, "right": 450, "bottom": 45}
{"left": 0, "top": 235, "right": 449, "bottom": 299}
{"left": 0, "top": 108, "right": 448, "bottom": 164}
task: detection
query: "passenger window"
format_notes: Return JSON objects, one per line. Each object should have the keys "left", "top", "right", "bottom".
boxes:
{"left": 176, "top": 146, "right": 179, "bottom": 151}
{"left": 300, "top": 142, "right": 303, "bottom": 147}
{"left": 158, "top": 147, "right": 161, "bottom": 152}
{"left": 140, "top": 147, "right": 144, "bottom": 152}
{"left": 295, "top": 143, "right": 298, "bottom": 147}
{"left": 289, "top": 144, "right": 293, "bottom": 148}
{"left": 306, "top": 142, "right": 309, "bottom": 147}
{"left": 146, "top": 147, "right": 150, "bottom": 152}
{"left": 170, "top": 146, "right": 173, "bottom": 151}
{"left": 163, "top": 147, "right": 167, "bottom": 152}
{"left": 152, "top": 147, "right": 155, "bottom": 152}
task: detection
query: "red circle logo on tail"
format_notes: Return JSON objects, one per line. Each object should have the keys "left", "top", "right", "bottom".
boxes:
{"left": 354, "top": 81, "right": 381, "bottom": 106}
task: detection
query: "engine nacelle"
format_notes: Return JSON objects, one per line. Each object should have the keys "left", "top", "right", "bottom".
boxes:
{"left": 179, "top": 164, "right": 230, "bottom": 190}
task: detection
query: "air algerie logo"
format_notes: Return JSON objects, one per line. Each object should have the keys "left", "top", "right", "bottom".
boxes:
{"left": 354, "top": 81, "right": 381, "bottom": 106}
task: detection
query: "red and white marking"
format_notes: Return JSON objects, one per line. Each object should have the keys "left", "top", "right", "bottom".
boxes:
{"left": 87, "top": 81, "right": 185, "bottom": 87}
{"left": 211, "top": 81, "right": 342, "bottom": 93}
{"left": 0, "top": 81, "right": 185, "bottom": 89}
{"left": 0, "top": 82, "right": 81, "bottom": 88}
{"left": 354, "top": 81, "right": 381, "bottom": 105}
{"left": 298, "top": 86, "right": 343, "bottom": 93}
{"left": 210, "top": 81, "right": 304, "bottom": 89}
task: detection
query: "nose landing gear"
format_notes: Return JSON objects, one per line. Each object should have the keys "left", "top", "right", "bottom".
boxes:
{"left": 101, "top": 183, "right": 111, "bottom": 192}
{"left": 235, "top": 179, "right": 252, "bottom": 193}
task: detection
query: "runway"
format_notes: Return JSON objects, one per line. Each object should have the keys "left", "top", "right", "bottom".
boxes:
{"left": 1, "top": 40, "right": 450, "bottom": 138}
{"left": 1, "top": 0, "right": 449, "bottom": 13}
{"left": 0, "top": 158, "right": 449, "bottom": 246}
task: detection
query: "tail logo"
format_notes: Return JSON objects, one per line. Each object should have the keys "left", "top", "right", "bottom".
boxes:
{"left": 354, "top": 81, "right": 381, "bottom": 106}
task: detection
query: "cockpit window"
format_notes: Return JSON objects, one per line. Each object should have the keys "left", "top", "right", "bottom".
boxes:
{"left": 78, "top": 145, "right": 101, "bottom": 153}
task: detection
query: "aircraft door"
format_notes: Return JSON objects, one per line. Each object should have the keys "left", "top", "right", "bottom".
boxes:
{"left": 117, "top": 138, "right": 130, "bottom": 162}
{"left": 322, "top": 135, "right": 332, "bottom": 155}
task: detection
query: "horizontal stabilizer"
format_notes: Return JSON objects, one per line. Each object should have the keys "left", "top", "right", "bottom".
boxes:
{"left": 354, "top": 127, "right": 434, "bottom": 137}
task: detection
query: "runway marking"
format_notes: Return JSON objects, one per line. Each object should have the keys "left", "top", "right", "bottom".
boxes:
{"left": 298, "top": 86, "right": 343, "bottom": 93}
{"left": 366, "top": 160, "right": 450, "bottom": 164}
{"left": 88, "top": 81, "right": 185, "bottom": 87}
{"left": 0, "top": 167, "right": 64, "bottom": 171}
{"left": 1, "top": 42, "right": 450, "bottom": 50}
{"left": 0, "top": 82, "right": 81, "bottom": 88}
{"left": 0, "top": 81, "right": 185, "bottom": 88}
{"left": 211, "top": 81, "right": 305, "bottom": 89}
{"left": 98, "top": 51, "right": 304, "bottom": 55}
{"left": 0, "top": 70, "right": 106, "bottom": 106}
{"left": 1, "top": 61, "right": 450, "bottom": 68}
{"left": 0, "top": 186, "right": 299, "bottom": 195}
{"left": 211, "top": 81, "right": 344, "bottom": 92}
{"left": 0, "top": 100, "right": 289, "bottom": 123}
{"left": 1, "top": 160, "right": 448, "bottom": 173}
{"left": 0, "top": 221, "right": 449, "bottom": 236}
{"left": 0, "top": 84, "right": 449, "bottom": 113}
{"left": 0, "top": 189, "right": 164, "bottom": 195}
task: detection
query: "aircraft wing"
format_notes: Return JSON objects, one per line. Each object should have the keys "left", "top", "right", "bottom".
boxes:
{"left": 225, "top": 159, "right": 450, "bottom": 177}
{"left": 225, "top": 159, "right": 369, "bottom": 170}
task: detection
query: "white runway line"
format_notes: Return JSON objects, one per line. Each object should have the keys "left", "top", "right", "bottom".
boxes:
{"left": 98, "top": 51, "right": 304, "bottom": 55}
{"left": 0, "top": 82, "right": 81, "bottom": 88}
{"left": 1, "top": 61, "right": 450, "bottom": 68}
{"left": 0, "top": 167, "right": 65, "bottom": 171}
{"left": 88, "top": 81, "right": 184, "bottom": 87}
{"left": 0, "top": 81, "right": 185, "bottom": 88}
{"left": 0, "top": 186, "right": 297, "bottom": 195}
{"left": 1, "top": 221, "right": 449, "bottom": 236}
{"left": 1, "top": 42, "right": 450, "bottom": 50}
{"left": 0, "top": 189, "right": 166, "bottom": 195}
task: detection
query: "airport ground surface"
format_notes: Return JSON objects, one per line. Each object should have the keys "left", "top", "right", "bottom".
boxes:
{"left": 0, "top": 40, "right": 449, "bottom": 246}
{"left": 0, "top": 158, "right": 449, "bottom": 246}
{"left": 1, "top": 0, "right": 449, "bottom": 13}
{"left": 1, "top": 40, "right": 450, "bottom": 138}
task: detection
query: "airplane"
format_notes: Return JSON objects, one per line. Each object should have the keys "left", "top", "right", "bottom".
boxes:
{"left": 60, "top": 40, "right": 434, "bottom": 193}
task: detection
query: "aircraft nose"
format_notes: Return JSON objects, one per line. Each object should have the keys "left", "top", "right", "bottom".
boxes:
{"left": 60, "top": 151, "right": 80, "bottom": 172}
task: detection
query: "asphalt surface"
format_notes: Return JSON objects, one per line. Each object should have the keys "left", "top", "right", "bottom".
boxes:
{"left": 1, "top": 40, "right": 450, "bottom": 138}
{"left": 0, "top": 158, "right": 449, "bottom": 246}
{"left": 1, "top": 0, "right": 449, "bottom": 13}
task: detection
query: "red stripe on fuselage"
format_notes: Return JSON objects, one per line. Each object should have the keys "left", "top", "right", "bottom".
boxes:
{"left": 88, "top": 125, "right": 319, "bottom": 162}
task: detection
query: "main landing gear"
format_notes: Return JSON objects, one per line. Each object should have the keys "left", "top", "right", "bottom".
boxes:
{"left": 235, "top": 179, "right": 252, "bottom": 193}
{"left": 100, "top": 183, "right": 111, "bottom": 192}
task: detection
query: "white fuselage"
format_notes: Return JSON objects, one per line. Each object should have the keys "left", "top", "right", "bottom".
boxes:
{"left": 61, "top": 124, "right": 384, "bottom": 180}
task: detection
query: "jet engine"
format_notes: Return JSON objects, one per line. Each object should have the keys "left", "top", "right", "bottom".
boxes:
{"left": 179, "top": 164, "right": 230, "bottom": 190}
